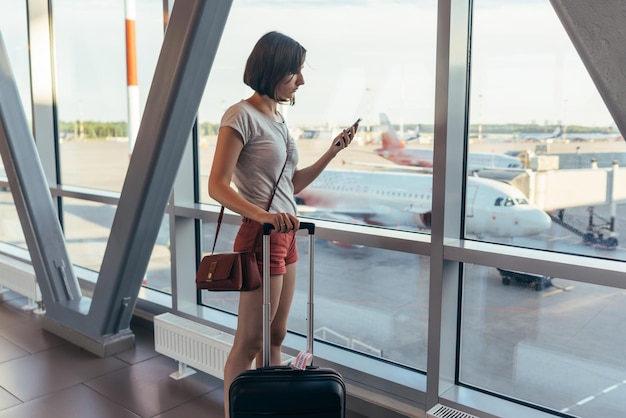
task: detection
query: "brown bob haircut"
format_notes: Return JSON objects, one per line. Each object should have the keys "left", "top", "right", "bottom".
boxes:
{"left": 244, "top": 31, "right": 306, "bottom": 105}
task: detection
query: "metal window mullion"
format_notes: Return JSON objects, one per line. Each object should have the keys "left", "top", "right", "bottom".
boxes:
{"left": 427, "top": 0, "right": 472, "bottom": 411}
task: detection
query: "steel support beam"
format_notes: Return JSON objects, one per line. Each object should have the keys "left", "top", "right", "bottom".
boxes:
{"left": 0, "top": 31, "right": 83, "bottom": 319}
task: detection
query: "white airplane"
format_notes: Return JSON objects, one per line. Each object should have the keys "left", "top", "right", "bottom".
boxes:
{"left": 376, "top": 113, "right": 524, "bottom": 173}
{"left": 519, "top": 125, "right": 563, "bottom": 142}
{"left": 296, "top": 169, "right": 552, "bottom": 237}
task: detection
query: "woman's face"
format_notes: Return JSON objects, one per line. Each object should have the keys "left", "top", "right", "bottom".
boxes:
{"left": 276, "top": 65, "right": 305, "bottom": 102}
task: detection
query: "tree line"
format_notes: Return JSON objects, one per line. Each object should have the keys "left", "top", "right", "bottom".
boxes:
{"left": 58, "top": 120, "right": 614, "bottom": 141}
{"left": 58, "top": 121, "right": 221, "bottom": 140}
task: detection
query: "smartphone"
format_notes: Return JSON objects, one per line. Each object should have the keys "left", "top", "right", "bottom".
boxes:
{"left": 335, "top": 117, "right": 362, "bottom": 146}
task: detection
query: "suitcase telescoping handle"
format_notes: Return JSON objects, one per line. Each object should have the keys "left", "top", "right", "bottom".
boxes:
{"left": 262, "top": 222, "right": 315, "bottom": 368}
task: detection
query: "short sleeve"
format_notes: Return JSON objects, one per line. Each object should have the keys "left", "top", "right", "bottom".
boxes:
{"left": 220, "top": 103, "right": 253, "bottom": 145}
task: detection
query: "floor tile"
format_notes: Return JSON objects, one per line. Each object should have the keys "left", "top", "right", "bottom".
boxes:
{"left": 0, "top": 388, "right": 20, "bottom": 412}
{"left": 114, "top": 323, "right": 160, "bottom": 365}
{"left": 0, "top": 336, "right": 29, "bottom": 363}
{"left": 0, "top": 319, "right": 67, "bottom": 354}
{"left": 0, "top": 343, "right": 128, "bottom": 401}
{"left": 85, "top": 355, "right": 222, "bottom": 417}
{"left": 155, "top": 386, "right": 225, "bottom": 418}
{"left": 0, "top": 384, "right": 141, "bottom": 418}
{"left": 0, "top": 303, "right": 31, "bottom": 330}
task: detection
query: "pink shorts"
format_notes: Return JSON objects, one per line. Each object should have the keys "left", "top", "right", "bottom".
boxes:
{"left": 233, "top": 218, "right": 298, "bottom": 275}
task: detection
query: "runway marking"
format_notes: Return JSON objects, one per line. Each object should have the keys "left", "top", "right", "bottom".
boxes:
{"left": 559, "top": 379, "right": 626, "bottom": 414}
{"left": 542, "top": 284, "right": 574, "bottom": 297}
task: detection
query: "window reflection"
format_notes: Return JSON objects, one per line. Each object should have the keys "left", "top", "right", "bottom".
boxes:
{"left": 468, "top": 1, "right": 625, "bottom": 261}
{"left": 460, "top": 263, "right": 626, "bottom": 417}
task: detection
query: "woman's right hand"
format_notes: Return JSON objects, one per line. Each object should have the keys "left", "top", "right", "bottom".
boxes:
{"left": 262, "top": 212, "right": 299, "bottom": 233}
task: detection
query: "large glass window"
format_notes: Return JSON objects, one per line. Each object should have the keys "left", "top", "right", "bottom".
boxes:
{"left": 50, "top": 0, "right": 169, "bottom": 292}
{"left": 460, "top": 263, "right": 626, "bottom": 417}
{"left": 0, "top": 189, "right": 26, "bottom": 250}
{"left": 62, "top": 197, "right": 170, "bottom": 291}
{"left": 0, "top": 0, "right": 31, "bottom": 181}
{"left": 458, "top": 3, "right": 626, "bottom": 416}
{"left": 468, "top": 1, "right": 625, "bottom": 262}
{"left": 52, "top": 0, "right": 163, "bottom": 192}
{"left": 0, "top": 1, "right": 30, "bottom": 252}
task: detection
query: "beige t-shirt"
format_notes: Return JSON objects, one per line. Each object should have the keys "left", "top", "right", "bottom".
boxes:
{"left": 220, "top": 100, "right": 299, "bottom": 215}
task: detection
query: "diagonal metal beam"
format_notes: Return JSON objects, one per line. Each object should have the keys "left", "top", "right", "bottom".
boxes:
{"left": 551, "top": 0, "right": 626, "bottom": 141}
{"left": 35, "top": 0, "right": 231, "bottom": 355}
{"left": 88, "top": 0, "right": 232, "bottom": 335}
{"left": 0, "top": 31, "right": 84, "bottom": 314}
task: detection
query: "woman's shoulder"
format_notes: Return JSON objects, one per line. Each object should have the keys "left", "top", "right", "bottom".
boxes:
{"left": 224, "top": 100, "right": 263, "bottom": 122}
{"left": 223, "top": 100, "right": 246, "bottom": 116}
{"left": 222, "top": 101, "right": 251, "bottom": 125}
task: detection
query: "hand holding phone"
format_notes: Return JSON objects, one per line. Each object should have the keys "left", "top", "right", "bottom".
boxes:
{"left": 335, "top": 117, "right": 362, "bottom": 146}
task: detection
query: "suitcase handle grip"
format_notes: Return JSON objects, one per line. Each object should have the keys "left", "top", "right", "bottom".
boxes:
{"left": 263, "top": 221, "right": 315, "bottom": 235}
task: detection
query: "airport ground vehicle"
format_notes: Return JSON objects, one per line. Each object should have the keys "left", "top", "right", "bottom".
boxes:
{"left": 497, "top": 268, "right": 553, "bottom": 291}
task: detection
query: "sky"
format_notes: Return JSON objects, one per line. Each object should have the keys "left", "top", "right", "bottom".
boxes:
{"left": 0, "top": 0, "right": 617, "bottom": 130}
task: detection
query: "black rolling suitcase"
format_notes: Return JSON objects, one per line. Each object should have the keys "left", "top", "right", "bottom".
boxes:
{"left": 229, "top": 222, "right": 346, "bottom": 418}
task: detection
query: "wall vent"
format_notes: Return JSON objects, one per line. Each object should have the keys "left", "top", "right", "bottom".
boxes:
{"left": 427, "top": 404, "right": 480, "bottom": 418}
{"left": 154, "top": 312, "right": 293, "bottom": 380}
{"left": 0, "top": 256, "right": 44, "bottom": 314}
{"left": 154, "top": 312, "right": 234, "bottom": 380}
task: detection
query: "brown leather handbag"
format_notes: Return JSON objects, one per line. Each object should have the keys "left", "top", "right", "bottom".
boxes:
{"left": 195, "top": 249, "right": 261, "bottom": 291}
{"left": 195, "top": 207, "right": 262, "bottom": 292}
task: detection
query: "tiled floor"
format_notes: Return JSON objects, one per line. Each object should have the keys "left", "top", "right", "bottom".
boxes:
{"left": 0, "top": 290, "right": 226, "bottom": 417}
{"left": 0, "top": 290, "right": 367, "bottom": 417}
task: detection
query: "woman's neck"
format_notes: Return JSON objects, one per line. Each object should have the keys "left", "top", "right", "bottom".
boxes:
{"left": 246, "top": 93, "right": 281, "bottom": 122}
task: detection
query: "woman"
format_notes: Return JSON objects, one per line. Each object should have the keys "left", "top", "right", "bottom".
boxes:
{"left": 208, "top": 31, "right": 358, "bottom": 415}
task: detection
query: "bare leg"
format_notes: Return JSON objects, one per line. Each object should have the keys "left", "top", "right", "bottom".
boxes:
{"left": 223, "top": 287, "right": 262, "bottom": 417}
{"left": 269, "top": 263, "right": 297, "bottom": 365}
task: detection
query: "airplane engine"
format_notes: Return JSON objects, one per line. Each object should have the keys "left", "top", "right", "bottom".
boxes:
{"left": 413, "top": 211, "right": 432, "bottom": 228}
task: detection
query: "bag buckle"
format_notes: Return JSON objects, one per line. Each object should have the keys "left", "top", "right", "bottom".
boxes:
{"left": 206, "top": 261, "right": 218, "bottom": 281}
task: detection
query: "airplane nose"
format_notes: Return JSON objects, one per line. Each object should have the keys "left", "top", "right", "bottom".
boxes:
{"left": 529, "top": 210, "right": 552, "bottom": 234}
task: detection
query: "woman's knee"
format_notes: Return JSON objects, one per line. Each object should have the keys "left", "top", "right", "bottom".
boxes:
{"left": 232, "top": 334, "right": 263, "bottom": 359}
{"left": 270, "top": 326, "right": 287, "bottom": 346}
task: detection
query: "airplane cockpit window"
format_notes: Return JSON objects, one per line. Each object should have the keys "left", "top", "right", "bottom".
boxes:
{"left": 494, "top": 197, "right": 524, "bottom": 207}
